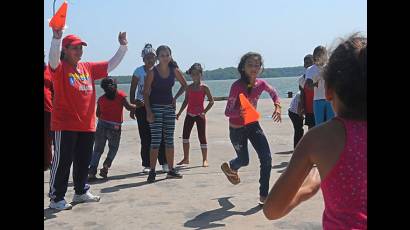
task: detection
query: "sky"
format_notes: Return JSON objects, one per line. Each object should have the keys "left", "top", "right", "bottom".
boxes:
{"left": 44, "top": 0, "right": 367, "bottom": 76}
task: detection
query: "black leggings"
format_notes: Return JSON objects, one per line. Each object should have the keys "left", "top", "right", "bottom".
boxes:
{"left": 288, "top": 110, "right": 304, "bottom": 149}
{"left": 135, "top": 107, "right": 166, "bottom": 167}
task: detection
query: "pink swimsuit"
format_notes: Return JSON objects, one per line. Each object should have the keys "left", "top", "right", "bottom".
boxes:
{"left": 321, "top": 117, "right": 367, "bottom": 230}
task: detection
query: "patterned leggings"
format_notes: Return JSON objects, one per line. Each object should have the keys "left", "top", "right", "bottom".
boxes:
{"left": 149, "top": 104, "right": 176, "bottom": 149}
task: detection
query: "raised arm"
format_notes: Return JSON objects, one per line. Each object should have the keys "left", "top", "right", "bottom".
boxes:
{"left": 107, "top": 32, "right": 128, "bottom": 73}
{"left": 49, "top": 29, "right": 63, "bottom": 71}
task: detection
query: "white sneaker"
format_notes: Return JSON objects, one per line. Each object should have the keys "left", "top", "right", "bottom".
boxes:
{"left": 142, "top": 167, "right": 151, "bottom": 174}
{"left": 162, "top": 164, "right": 169, "bottom": 173}
{"left": 72, "top": 191, "right": 101, "bottom": 203}
{"left": 49, "top": 199, "right": 72, "bottom": 210}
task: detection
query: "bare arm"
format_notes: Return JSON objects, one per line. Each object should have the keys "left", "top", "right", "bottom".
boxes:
{"left": 174, "top": 68, "right": 188, "bottom": 100}
{"left": 122, "top": 97, "right": 136, "bottom": 111}
{"left": 107, "top": 32, "right": 128, "bottom": 73}
{"left": 176, "top": 88, "right": 189, "bottom": 120}
{"left": 263, "top": 132, "right": 318, "bottom": 220}
{"left": 96, "top": 104, "right": 101, "bottom": 118}
{"left": 143, "top": 70, "right": 155, "bottom": 122}
{"left": 203, "top": 85, "right": 214, "bottom": 114}
{"left": 129, "top": 76, "right": 139, "bottom": 105}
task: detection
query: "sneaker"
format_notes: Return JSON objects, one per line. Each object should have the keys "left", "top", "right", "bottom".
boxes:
{"left": 162, "top": 164, "right": 169, "bottom": 173}
{"left": 72, "top": 191, "right": 101, "bottom": 203}
{"left": 166, "top": 169, "right": 183, "bottom": 179}
{"left": 147, "top": 170, "right": 156, "bottom": 183}
{"left": 49, "top": 199, "right": 72, "bottom": 210}
{"left": 142, "top": 167, "right": 151, "bottom": 174}
{"left": 221, "top": 162, "right": 240, "bottom": 185}
{"left": 259, "top": 196, "right": 266, "bottom": 206}
{"left": 88, "top": 173, "right": 97, "bottom": 181}
{"left": 99, "top": 167, "right": 108, "bottom": 178}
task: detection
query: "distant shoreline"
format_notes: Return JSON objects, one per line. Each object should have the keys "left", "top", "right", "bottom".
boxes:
{"left": 97, "top": 66, "right": 304, "bottom": 84}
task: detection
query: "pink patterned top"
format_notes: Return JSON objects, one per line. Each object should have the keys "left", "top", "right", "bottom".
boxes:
{"left": 321, "top": 117, "right": 367, "bottom": 230}
{"left": 224, "top": 79, "right": 280, "bottom": 126}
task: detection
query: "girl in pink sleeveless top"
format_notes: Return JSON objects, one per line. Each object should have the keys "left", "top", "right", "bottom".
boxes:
{"left": 176, "top": 63, "right": 214, "bottom": 167}
{"left": 263, "top": 34, "right": 367, "bottom": 230}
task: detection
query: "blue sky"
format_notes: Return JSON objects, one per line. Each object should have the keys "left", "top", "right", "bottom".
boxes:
{"left": 44, "top": 0, "right": 367, "bottom": 76}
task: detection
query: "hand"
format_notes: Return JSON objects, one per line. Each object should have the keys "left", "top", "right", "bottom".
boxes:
{"left": 130, "top": 110, "right": 136, "bottom": 120}
{"left": 135, "top": 101, "right": 144, "bottom": 108}
{"left": 172, "top": 98, "right": 177, "bottom": 108}
{"left": 200, "top": 113, "right": 206, "bottom": 119}
{"left": 147, "top": 111, "right": 154, "bottom": 123}
{"left": 272, "top": 107, "right": 282, "bottom": 123}
{"left": 118, "top": 32, "right": 128, "bottom": 45}
{"left": 53, "top": 29, "right": 63, "bottom": 39}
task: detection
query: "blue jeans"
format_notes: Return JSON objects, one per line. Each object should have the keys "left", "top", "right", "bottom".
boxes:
{"left": 313, "top": 99, "right": 335, "bottom": 125}
{"left": 229, "top": 122, "right": 272, "bottom": 197}
{"left": 89, "top": 120, "right": 121, "bottom": 175}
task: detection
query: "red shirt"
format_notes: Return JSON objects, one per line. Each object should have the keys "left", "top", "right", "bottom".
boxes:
{"left": 303, "top": 84, "right": 314, "bottom": 114}
{"left": 49, "top": 60, "right": 108, "bottom": 132}
{"left": 44, "top": 66, "right": 53, "bottom": 112}
{"left": 98, "top": 90, "right": 127, "bottom": 123}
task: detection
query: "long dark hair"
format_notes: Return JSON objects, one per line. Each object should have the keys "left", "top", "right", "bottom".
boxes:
{"left": 156, "top": 45, "right": 179, "bottom": 69}
{"left": 323, "top": 33, "right": 367, "bottom": 120}
{"left": 237, "top": 52, "right": 264, "bottom": 94}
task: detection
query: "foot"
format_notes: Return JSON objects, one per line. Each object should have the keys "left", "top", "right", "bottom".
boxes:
{"left": 166, "top": 169, "right": 183, "bottom": 179}
{"left": 177, "top": 159, "right": 189, "bottom": 165}
{"left": 202, "top": 160, "right": 209, "bottom": 167}
{"left": 72, "top": 191, "right": 101, "bottom": 203}
{"left": 220, "top": 162, "right": 240, "bottom": 185}
{"left": 99, "top": 167, "right": 108, "bottom": 178}
{"left": 49, "top": 199, "right": 72, "bottom": 210}
{"left": 162, "top": 164, "right": 170, "bottom": 173}
{"left": 142, "top": 167, "right": 151, "bottom": 174}
{"left": 147, "top": 170, "right": 156, "bottom": 183}
{"left": 88, "top": 173, "right": 97, "bottom": 181}
{"left": 259, "top": 196, "right": 267, "bottom": 206}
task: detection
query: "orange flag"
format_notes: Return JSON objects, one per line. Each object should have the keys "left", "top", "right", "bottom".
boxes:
{"left": 49, "top": 1, "right": 68, "bottom": 30}
{"left": 239, "top": 93, "right": 260, "bottom": 125}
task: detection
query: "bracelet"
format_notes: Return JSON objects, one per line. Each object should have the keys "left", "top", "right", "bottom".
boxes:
{"left": 274, "top": 103, "right": 282, "bottom": 108}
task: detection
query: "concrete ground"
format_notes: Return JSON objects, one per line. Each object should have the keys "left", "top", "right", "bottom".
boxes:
{"left": 44, "top": 98, "right": 324, "bottom": 230}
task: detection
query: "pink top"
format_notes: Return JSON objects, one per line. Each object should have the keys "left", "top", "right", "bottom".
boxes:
{"left": 187, "top": 86, "right": 206, "bottom": 116}
{"left": 225, "top": 79, "right": 280, "bottom": 126}
{"left": 321, "top": 117, "right": 367, "bottom": 230}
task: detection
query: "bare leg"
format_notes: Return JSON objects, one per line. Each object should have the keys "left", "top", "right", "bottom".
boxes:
{"left": 201, "top": 147, "right": 208, "bottom": 167}
{"left": 177, "top": 143, "right": 190, "bottom": 165}
{"left": 150, "top": 148, "right": 159, "bottom": 170}
{"left": 165, "top": 147, "right": 174, "bottom": 170}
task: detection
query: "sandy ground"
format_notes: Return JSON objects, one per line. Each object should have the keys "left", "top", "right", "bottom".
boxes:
{"left": 44, "top": 98, "right": 324, "bottom": 230}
